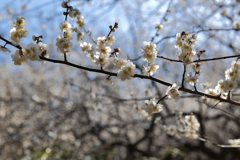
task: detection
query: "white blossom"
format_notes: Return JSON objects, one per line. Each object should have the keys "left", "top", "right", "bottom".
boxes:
{"left": 117, "top": 60, "right": 136, "bottom": 81}
{"left": 96, "top": 46, "right": 111, "bottom": 56}
{"left": 190, "top": 62, "right": 201, "bottom": 72}
{"left": 166, "top": 83, "right": 179, "bottom": 101}
{"left": 184, "top": 114, "right": 200, "bottom": 139}
{"left": 56, "top": 34, "right": 72, "bottom": 54}
{"left": 175, "top": 32, "right": 197, "bottom": 65}
{"left": 185, "top": 72, "right": 198, "bottom": 86}
{"left": 231, "top": 60, "right": 240, "bottom": 71}
{"left": 63, "top": 28, "right": 73, "bottom": 40}
{"left": 10, "top": 27, "right": 28, "bottom": 45}
{"left": 142, "top": 64, "right": 159, "bottom": 76}
{"left": 11, "top": 50, "right": 26, "bottom": 65}
{"left": 59, "top": 21, "right": 72, "bottom": 32}
{"left": 76, "top": 16, "right": 85, "bottom": 28}
{"left": 225, "top": 68, "right": 237, "bottom": 80}
{"left": 76, "top": 30, "right": 84, "bottom": 42}
{"left": 142, "top": 98, "right": 163, "bottom": 114}
{"left": 141, "top": 41, "right": 158, "bottom": 64}
{"left": 104, "top": 77, "right": 113, "bottom": 85}
{"left": 105, "top": 35, "right": 116, "bottom": 46}
{"left": 94, "top": 53, "right": 109, "bottom": 67}
{"left": 205, "top": 88, "right": 220, "bottom": 96}
{"left": 113, "top": 57, "right": 127, "bottom": 69}
{"left": 166, "top": 125, "right": 177, "bottom": 136}
{"left": 228, "top": 139, "right": 240, "bottom": 145}
{"left": 80, "top": 42, "right": 92, "bottom": 53}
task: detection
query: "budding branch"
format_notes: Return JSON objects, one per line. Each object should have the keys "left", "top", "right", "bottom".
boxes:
{"left": 1, "top": 34, "right": 240, "bottom": 107}
{"left": 39, "top": 55, "right": 240, "bottom": 106}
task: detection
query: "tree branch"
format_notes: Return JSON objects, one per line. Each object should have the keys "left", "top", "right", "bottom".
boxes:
{"left": 157, "top": 55, "right": 240, "bottom": 63}
{"left": 39, "top": 56, "right": 240, "bottom": 106}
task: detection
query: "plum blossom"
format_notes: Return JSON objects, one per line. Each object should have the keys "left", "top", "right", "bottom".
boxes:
{"left": 10, "top": 26, "right": 28, "bottom": 45}
{"left": 117, "top": 60, "right": 136, "bottom": 81}
{"left": 59, "top": 21, "right": 72, "bottom": 32}
{"left": 184, "top": 114, "right": 200, "bottom": 139}
{"left": 11, "top": 50, "right": 26, "bottom": 65}
{"left": 113, "top": 57, "right": 128, "bottom": 69}
{"left": 166, "top": 83, "right": 179, "bottom": 101}
{"left": 142, "top": 98, "right": 163, "bottom": 114}
{"left": 56, "top": 34, "right": 72, "bottom": 54}
{"left": 80, "top": 42, "right": 92, "bottom": 53}
{"left": 141, "top": 41, "right": 158, "bottom": 64}
{"left": 175, "top": 32, "right": 197, "bottom": 65}
{"left": 185, "top": 72, "right": 198, "bottom": 86}
{"left": 142, "top": 64, "right": 159, "bottom": 76}
{"left": 166, "top": 125, "right": 177, "bottom": 136}
{"left": 228, "top": 139, "right": 240, "bottom": 145}
{"left": 76, "top": 16, "right": 85, "bottom": 28}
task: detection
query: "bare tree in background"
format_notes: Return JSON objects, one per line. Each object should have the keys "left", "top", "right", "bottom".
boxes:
{"left": 1, "top": 0, "right": 240, "bottom": 159}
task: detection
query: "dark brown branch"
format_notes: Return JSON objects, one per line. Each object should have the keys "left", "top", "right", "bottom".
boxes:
{"left": 157, "top": 55, "right": 240, "bottom": 63}
{"left": 156, "top": 28, "right": 240, "bottom": 45}
{"left": 0, "top": 36, "right": 22, "bottom": 50}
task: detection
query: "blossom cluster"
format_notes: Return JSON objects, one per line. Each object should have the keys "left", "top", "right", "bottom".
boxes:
{"left": 10, "top": 17, "right": 28, "bottom": 45}
{"left": 175, "top": 31, "right": 197, "bottom": 65}
{"left": 163, "top": 112, "right": 200, "bottom": 139}
{"left": 93, "top": 36, "right": 115, "bottom": 67}
{"left": 56, "top": 2, "right": 84, "bottom": 55}
{"left": 141, "top": 41, "right": 159, "bottom": 76}
{"left": 175, "top": 31, "right": 204, "bottom": 87}
{"left": 185, "top": 62, "right": 201, "bottom": 86}
{"left": 112, "top": 57, "right": 135, "bottom": 81}
{"left": 142, "top": 98, "right": 163, "bottom": 115}
{"left": 228, "top": 139, "right": 240, "bottom": 145}
{"left": 80, "top": 32, "right": 135, "bottom": 81}
{"left": 117, "top": 60, "right": 136, "bottom": 81}
{"left": 202, "top": 60, "right": 240, "bottom": 103}
{"left": 9, "top": 17, "right": 49, "bottom": 65}
{"left": 56, "top": 21, "right": 73, "bottom": 54}
{"left": 183, "top": 114, "right": 200, "bottom": 139}
{"left": 11, "top": 41, "right": 48, "bottom": 65}
{"left": 216, "top": 60, "right": 240, "bottom": 93}
{"left": 60, "top": 2, "right": 136, "bottom": 81}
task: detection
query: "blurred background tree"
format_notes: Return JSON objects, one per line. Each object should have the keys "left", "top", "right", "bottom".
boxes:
{"left": 1, "top": 0, "right": 240, "bottom": 159}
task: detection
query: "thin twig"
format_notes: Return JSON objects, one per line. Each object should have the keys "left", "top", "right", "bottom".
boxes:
{"left": 157, "top": 95, "right": 168, "bottom": 104}
{"left": 181, "top": 65, "right": 186, "bottom": 88}
{"left": 157, "top": 55, "right": 240, "bottom": 63}
{"left": 198, "top": 137, "right": 240, "bottom": 148}
{"left": 156, "top": 28, "right": 239, "bottom": 45}
{"left": 0, "top": 36, "right": 22, "bottom": 50}
{"left": 64, "top": 53, "right": 67, "bottom": 62}
{"left": 151, "top": 0, "right": 173, "bottom": 42}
